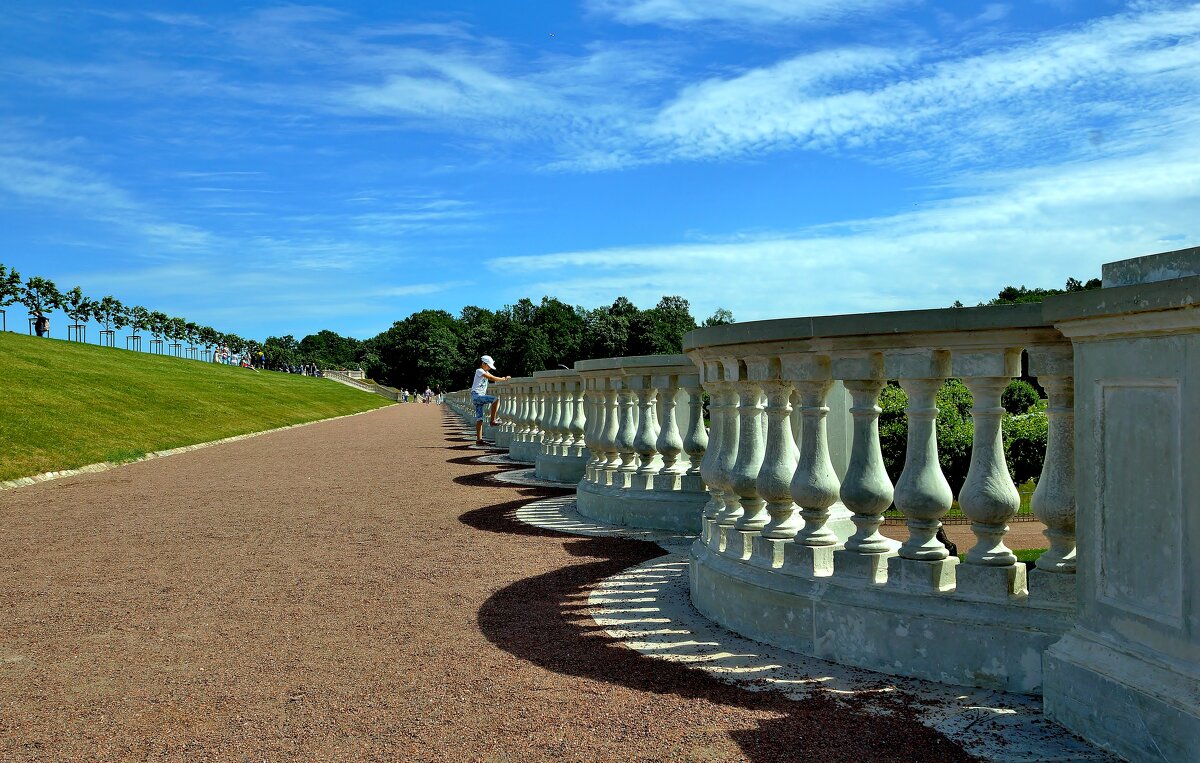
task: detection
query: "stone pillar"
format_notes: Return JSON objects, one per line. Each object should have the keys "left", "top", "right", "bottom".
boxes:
{"left": 600, "top": 382, "right": 622, "bottom": 486}
{"left": 654, "top": 375, "right": 685, "bottom": 480}
{"left": 728, "top": 369, "right": 767, "bottom": 560}
{"left": 569, "top": 379, "right": 586, "bottom": 457}
{"left": 956, "top": 348, "right": 1025, "bottom": 600}
{"left": 582, "top": 379, "right": 604, "bottom": 481}
{"left": 698, "top": 366, "right": 729, "bottom": 546}
{"left": 832, "top": 353, "right": 898, "bottom": 584}
{"left": 613, "top": 383, "right": 640, "bottom": 486}
{"left": 753, "top": 373, "right": 800, "bottom": 567}
{"left": 681, "top": 376, "right": 708, "bottom": 491}
{"left": 1042, "top": 258, "right": 1200, "bottom": 760}
{"left": 886, "top": 349, "right": 957, "bottom": 592}
{"left": 786, "top": 353, "right": 842, "bottom": 576}
{"left": 1028, "top": 344, "right": 1076, "bottom": 591}
{"left": 631, "top": 377, "right": 662, "bottom": 486}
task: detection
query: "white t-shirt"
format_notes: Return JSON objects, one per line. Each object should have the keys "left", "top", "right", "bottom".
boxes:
{"left": 471, "top": 368, "right": 489, "bottom": 396}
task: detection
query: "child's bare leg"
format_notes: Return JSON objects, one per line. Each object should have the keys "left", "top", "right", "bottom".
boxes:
{"left": 489, "top": 399, "right": 501, "bottom": 426}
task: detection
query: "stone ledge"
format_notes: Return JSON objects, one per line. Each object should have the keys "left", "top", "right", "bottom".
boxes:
{"left": 576, "top": 479, "right": 706, "bottom": 533}
{"left": 690, "top": 542, "right": 1073, "bottom": 694}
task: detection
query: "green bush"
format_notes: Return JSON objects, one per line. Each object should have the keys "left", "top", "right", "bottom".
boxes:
{"left": 878, "top": 379, "right": 1049, "bottom": 493}
{"left": 1003, "top": 399, "right": 1048, "bottom": 485}
{"left": 1002, "top": 379, "right": 1039, "bottom": 414}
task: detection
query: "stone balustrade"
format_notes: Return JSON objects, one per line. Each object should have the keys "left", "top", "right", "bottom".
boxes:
{"left": 575, "top": 355, "right": 713, "bottom": 532}
{"left": 532, "top": 369, "right": 589, "bottom": 482}
{"left": 685, "top": 303, "right": 1075, "bottom": 694}
{"left": 497, "top": 377, "right": 539, "bottom": 464}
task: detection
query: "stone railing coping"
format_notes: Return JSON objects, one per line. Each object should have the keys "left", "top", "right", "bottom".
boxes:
{"left": 575, "top": 354, "right": 694, "bottom": 374}
{"left": 1044, "top": 273, "right": 1200, "bottom": 323}
{"left": 1102, "top": 244, "right": 1200, "bottom": 287}
{"left": 682, "top": 302, "right": 1048, "bottom": 352}
{"left": 532, "top": 368, "right": 580, "bottom": 381}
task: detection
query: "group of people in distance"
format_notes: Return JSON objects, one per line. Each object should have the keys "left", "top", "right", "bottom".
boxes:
{"left": 400, "top": 387, "right": 438, "bottom": 404}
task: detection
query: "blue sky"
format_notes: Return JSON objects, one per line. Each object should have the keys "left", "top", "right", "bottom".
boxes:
{"left": 2, "top": 1, "right": 1198, "bottom": 340}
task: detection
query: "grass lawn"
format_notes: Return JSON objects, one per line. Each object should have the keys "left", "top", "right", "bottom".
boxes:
{"left": 0, "top": 331, "right": 392, "bottom": 482}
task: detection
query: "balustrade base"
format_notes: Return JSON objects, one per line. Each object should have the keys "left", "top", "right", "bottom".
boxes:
{"left": 1044, "top": 629, "right": 1200, "bottom": 762}
{"left": 1026, "top": 569, "right": 1076, "bottom": 609}
{"left": 831, "top": 549, "right": 895, "bottom": 585}
{"left": 506, "top": 440, "right": 539, "bottom": 465}
{"left": 495, "top": 429, "right": 513, "bottom": 448}
{"left": 576, "top": 479, "right": 707, "bottom": 533}
{"left": 954, "top": 563, "right": 1028, "bottom": 602}
{"left": 690, "top": 540, "right": 1072, "bottom": 695}
{"left": 783, "top": 544, "right": 835, "bottom": 577}
{"left": 534, "top": 450, "right": 589, "bottom": 483}
{"left": 888, "top": 556, "right": 960, "bottom": 594}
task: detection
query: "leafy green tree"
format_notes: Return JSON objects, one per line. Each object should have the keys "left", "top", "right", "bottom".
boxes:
{"left": 167, "top": 317, "right": 188, "bottom": 345}
{"left": 19, "top": 276, "right": 64, "bottom": 317}
{"left": 627, "top": 295, "right": 696, "bottom": 356}
{"left": 374, "top": 309, "right": 464, "bottom": 389}
{"left": 197, "top": 325, "right": 220, "bottom": 353}
{"left": 298, "top": 329, "right": 361, "bottom": 369}
{"left": 183, "top": 321, "right": 200, "bottom": 348}
{"left": 702, "top": 307, "right": 735, "bottom": 327}
{"left": 147, "top": 311, "right": 170, "bottom": 341}
{"left": 127, "top": 306, "right": 151, "bottom": 338}
{"left": 0, "top": 265, "right": 22, "bottom": 318}
{"left": 93, "top": 296, "right": 127, "bottom": 332}
{"left": 62, "top": 287, "right": 97, "bottom": 333}
{"left": 1003, "top": 401, "right": 1048, "bottom": 486}
{"left": 989, "top": 277, "right": 1101, "bottom": 305}
{"left": 263, "top": 334, "right": 300, "bottom": 370}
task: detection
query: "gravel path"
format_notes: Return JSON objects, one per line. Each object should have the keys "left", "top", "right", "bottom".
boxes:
{"left": 1, "top": 403, "right": 976, "bottom": 762}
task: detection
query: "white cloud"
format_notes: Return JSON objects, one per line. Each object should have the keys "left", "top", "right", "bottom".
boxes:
{"left": 487, "top": 136, "right": 1200, "bottom": 321}
{"left": 633, "top": 3, "right": 1200, "bottom": 165}
{"left": 588, "top": 0, "right": 908, "bottom": 26}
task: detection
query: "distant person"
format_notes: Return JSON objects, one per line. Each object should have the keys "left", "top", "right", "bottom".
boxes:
{"left": 32, "top": 311, "right": 49, "bottom": 338}
{"left": 470, "top": 354, "right": 509, "bottom": 444}
{"left": 423, "top": 386, "right": 433, "bottom": 404}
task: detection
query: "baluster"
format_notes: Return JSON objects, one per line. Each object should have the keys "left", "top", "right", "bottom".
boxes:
{"left": 757, "top": 374, "right": 800, "bottom": 552}
{"left": 600, "top": 381, "right": 622, "bottom": 485}
{"left": 614, "top": 383, "right": 640, "bottom": 485}
{"left": 654, "top": 375, "right": 685, "bottom": 478}
{"left": 887, "top": 350, "right": 957, "bottom": 592}
{"left": 570, "top": 379, "right": 586, "bottom": 457}
{"left": 632, "top": 379, "right": 662, "bottom": 487}
{"left": 729, "top": 362, "right": 767, "bottom": 559}
{"left": 582, "top": 380, "right": 601, "bottom": 479}
{"left": 681, "top": 376, "right": 708, "bottom": 486}
{"left": 1028, "top": 345, "right": 1076, "bottom": 601}
{"left": 956, "top": 348, "right": 1028, "bottom": 598}
{"left": 833, "top": 353, "right": 899, "bottom": 582}
{"left": 698, "top": 363, "right": 728, "bottom": 546}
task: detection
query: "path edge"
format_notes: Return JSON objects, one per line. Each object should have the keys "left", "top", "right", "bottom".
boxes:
{"left": 1, "top": 405, "right": 392, "bottom": 492}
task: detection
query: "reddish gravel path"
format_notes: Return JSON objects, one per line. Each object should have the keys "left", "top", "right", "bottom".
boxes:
{"left": 0, "top": 404, "right": 976, "bottom": 762}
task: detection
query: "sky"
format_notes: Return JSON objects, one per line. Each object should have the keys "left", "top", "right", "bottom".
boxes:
{"left": 1, "top": 0, "right": 1198, "bottom": 341}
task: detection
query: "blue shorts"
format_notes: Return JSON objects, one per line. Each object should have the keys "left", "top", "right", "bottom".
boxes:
{"left": 471, "top": 392, "right": 497, "bottom": 421}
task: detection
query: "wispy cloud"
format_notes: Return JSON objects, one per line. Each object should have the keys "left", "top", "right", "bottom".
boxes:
{"left": 587, "top": 0, "right": 909, "bottom": 27}
{"left": 489, "top": 133, "right": 1200, "bottom": 319}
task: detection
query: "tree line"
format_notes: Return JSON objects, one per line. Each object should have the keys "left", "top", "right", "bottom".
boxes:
{"left": 290, "top": 296, "right": 734, "bottom": 391}
{"left": 0, "top": 263, "right": 262, "bottom": 356}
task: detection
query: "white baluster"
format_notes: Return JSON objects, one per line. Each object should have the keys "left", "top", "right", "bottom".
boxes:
{"left": 614, "top": 383, "right": 640, "bottom": 484}
{"left": 633, "top": 381, "right": 662, "bottom": 484}
{"left": 789, "top": 355, "right": 842, "bottom": 548}
{"left": 887, "top": 350, "right": 957, "bottom": 592}
{"left": 655, "top": 375, "right": 685, "bottom": 476}
{"left": 730, "top": 369, "right": 768, "bottom": 552}
{"left": 758, "top": 376, "right": 800, "bottom": 542}
{"left": 570, "top": 379, "right": 586, "bottom": 457}
{"left": 1028, "top": 344, "right": 1076, "bottom": 603}
{"left": 681, "top": 376, "right": 708, "bottom": 484}
{"left": 697, "top": 364, "right": 728, "bottom": 546}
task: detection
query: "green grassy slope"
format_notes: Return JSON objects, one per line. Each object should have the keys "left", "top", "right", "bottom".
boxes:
{"left": 0, "top": 332, "right": 392, "bottom": 481}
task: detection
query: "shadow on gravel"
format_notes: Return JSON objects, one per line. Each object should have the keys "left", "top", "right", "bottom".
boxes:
{"left": 462, "top": 498, "right": 978, "bottom": 763}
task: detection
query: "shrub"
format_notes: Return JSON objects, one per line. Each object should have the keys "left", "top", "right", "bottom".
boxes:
{"left": 1002, "top": 379, "right": 1039, "bottom": 414}
{"left": 1003, "top": 399, "right": 1048, "bottom": 485}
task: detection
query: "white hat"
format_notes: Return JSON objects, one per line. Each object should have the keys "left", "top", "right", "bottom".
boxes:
{"left": 481, "top": 354, "right": 497, "bottom": 370}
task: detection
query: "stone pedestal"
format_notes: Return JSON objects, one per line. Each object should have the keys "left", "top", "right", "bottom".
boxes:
{"left": 954, "top": 563, "right": 1027, "bottom": 601}
{"left": 783, "top": 544, "right": 834, "bottom": 577}
{"left": 886, "top": 556, "right": 958, "bottom": 593}
{"left": 832, "top": 549, "right": 894, "bottom": 585}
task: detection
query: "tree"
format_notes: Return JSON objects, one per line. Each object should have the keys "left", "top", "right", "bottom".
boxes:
{"left": 298, "top": 329, "right": 361, "bottom": 369}
{"left": 263, "top": 334, "right": 300, "bottom": 370}
{"left": 19, "top": 276, "right": 64, "bottom": 317}
{"left": 0, "top": 264, "right": 21, "bottom": 315}
{"left": 92, "top": 296, "right": 127, "bottom": 332}
{"left": 197, "top": 325, "right": 220, "bottom": 351}
{"left": 702, "top": 307, "right": 735, "bottom": 327}
{"left": 62, "top": 287, "right": 97, "bottom": 335}
{"left": 989, "top": 277, "right": 1101, "bottom": 305}
{"left": 627, "top": 295, "right": 696, "bottom": 356}
{"left": 167, "top": 317, "right": 188, "bottom": 346}
{"left": 184, "top": 321, "right": 200, "bottom": 348}
{"left": 147, "top": 311, "right": 170, "bottom": 341}
{"left": 127, "top": 306, "right": 151, "bottom": 337}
